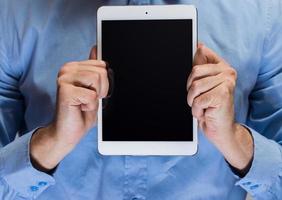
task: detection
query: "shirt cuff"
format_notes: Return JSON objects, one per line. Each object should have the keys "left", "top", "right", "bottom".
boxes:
{"left": 0, "top": 129, "right": 55, "bottom": 199}
{"left": 234, "top": 125, "right": 282, "bottom": 196}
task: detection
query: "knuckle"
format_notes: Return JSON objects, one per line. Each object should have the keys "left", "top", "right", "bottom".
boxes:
{"left": 222, "top": 69, "right": 237, "bottom": 89}
{"left": 192, "top": 65, "right": 200, "bottom": 75}
{"left": 190, "top": 81, "right": 199, "bottom": 92}
{"left": 198, "top": 45, "right": 206, "bottom": 55}
{"left": 58, "top": 67, "right": 67, "bottom": 77}
{"left": 57, "top": 75, "right": 66, "bottom": 86}
{"left": 58, "top": 62, "right": 76, "bottom": 76}
{"left": 231, "top": 68, "right": 237, "bottom": 78}
{"left": 193, "top": 97, "right": 202, "bottom": 107}
{"left": 228, "top": 67, "right": 237, "bottom": 79}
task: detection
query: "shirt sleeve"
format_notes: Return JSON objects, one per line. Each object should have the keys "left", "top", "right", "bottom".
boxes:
{"left": 0, "top": 130, "right": 55, "bottom": 199}
{"left": 0, "top": 4, "right": 55, "bottom": 199}
{"left": 234, "top": 1, "right": 282, "bottom": 199}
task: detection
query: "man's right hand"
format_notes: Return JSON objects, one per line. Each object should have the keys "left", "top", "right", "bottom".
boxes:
{"left": 30, "top": 47, "right": 109, "bottom": 171}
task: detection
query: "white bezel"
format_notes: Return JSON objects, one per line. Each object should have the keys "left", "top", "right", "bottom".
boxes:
{"left": 97, "top": 5, "right": 198, "bottom": 155}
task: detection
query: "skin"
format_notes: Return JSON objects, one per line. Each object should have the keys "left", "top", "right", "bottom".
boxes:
{"left": 30, "top": 45, "right": 253, "bottom": 173}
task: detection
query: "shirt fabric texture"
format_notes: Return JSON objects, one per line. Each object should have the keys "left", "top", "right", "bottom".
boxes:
{"left": 0, "top": 0, "right": 282, "bottom": 199}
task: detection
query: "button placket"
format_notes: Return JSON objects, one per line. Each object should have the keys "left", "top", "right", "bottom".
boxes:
{"left": 124, "top": 156, "right": 131, "bottom": 200}
{"left": 128, "top": 0, "right": 151, "bottom": 5}
{"left": 123, "top": 156, "right": 148, "bottom": 200}
{"left": 30, "top": 185, "right": 39, "bottom": 192}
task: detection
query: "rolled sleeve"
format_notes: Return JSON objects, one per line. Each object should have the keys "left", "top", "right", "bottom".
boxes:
{"left": 235, "top": 126, "right": 282, "bottom": 197}
{"left": 0, "top": 129, "right": 55, "bottom": 199}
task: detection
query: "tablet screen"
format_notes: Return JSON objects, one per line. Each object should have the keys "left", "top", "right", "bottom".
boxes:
{"left": 102, "top": 19, "right": 193, "bottom": 141}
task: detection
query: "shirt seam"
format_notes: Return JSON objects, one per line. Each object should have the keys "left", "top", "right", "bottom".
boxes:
{"left": 262, "top": 0, "right": 272, "bottom": 55}
{"left": 0, "top": 177, "right": 22, "bottom": 199}
{"left": 264, "top": 0, "right": 273, "bottom": 35}
{"left": 259, "top": 0, "right": 273, "bottom": 68}
{"left": 250, "top": 0, "right": 272, "bottom": 93}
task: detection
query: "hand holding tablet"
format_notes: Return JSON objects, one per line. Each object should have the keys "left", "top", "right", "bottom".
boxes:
{"left": 97, "top": 5, "right": 198, "bottom": 155}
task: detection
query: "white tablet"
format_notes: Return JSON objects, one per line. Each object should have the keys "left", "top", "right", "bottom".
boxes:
{"left": 97, "top": 5, "right": 198, "bottom": 155}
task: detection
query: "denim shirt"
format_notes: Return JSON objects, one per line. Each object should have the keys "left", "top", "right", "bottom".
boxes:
{"left": 0, "top": 0, "right": 282, "bottom": 199}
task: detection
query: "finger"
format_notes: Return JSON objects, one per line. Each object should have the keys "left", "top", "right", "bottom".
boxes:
{"left": 81, "top": 101, "right": 99, "bottom": 112}
{"left": 62, "top": 84, "right": 99, "bottom": 111}
{"left": 59, "top": 71, "right": 100, "bottom": 93}
{"left": 89, "top": 46, "right": 97, "bottom": 60}
{"left": 75, "top": 62, "right": 109, "bottom": 98}
{"left": 191, "top": 102, "right": 204, "bottom": 120}
{"left": 187, "top": 63, "right": 225, "bottom": 89}
{"left": 59, "top": 70, "right": 109, "bottom": 98}
{"left": 58, "top": 60, "right": 107, "bottom": 77}
{"left": 78, "top": 60, "right": 106, "bottom": 68}
{"left": 198, "top": 42, "right": 204, "bottom": 48}
{"left": 194, "top": 45, "right": 223, "bottom": 65}
{"left": 190, "top": 85, "right": 222, "bottom": 119}
{"left": 83, "top": 107, "right": 98, "bottom": 128}
{"left": 193, "top": 86, "right": 222, "bottom": 109}
{"left": 187, "top": 74, "right": 225, "bottom": 106}
{"left": 58, "top": 61, "right": 109, "bottom": 98}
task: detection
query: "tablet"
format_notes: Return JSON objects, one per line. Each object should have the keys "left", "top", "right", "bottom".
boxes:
{"left": 97, "top": 5, "right": 198, "bottom": 155}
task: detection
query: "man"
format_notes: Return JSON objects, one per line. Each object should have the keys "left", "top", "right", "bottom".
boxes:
{"left": 0, "top": 0, "right": 282, "bottom": 199}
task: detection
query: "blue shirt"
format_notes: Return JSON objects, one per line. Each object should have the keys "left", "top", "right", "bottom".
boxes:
{"left": 0, "top": 0, "right": 282, "bottom": 199}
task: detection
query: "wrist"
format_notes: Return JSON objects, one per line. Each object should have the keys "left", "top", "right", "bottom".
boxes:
{"left": 30, "top": 125, "right": 71, "bottom": 172}
{"left": 214, "top": 123, "right": 254, "bottom": 171}
{"left": 233, "top": 124, "right": 254, "bottom": 169}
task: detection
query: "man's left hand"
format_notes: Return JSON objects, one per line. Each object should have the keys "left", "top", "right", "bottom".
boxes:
{"left": 187, "top": 44, "right": 254, "bottom": 172}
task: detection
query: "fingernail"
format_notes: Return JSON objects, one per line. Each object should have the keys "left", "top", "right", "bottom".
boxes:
{"left": 187, "top": 100, "right": 191, "bottom": 107}
{"left": 100, "top": 60, "right": 106, "bottom": 65}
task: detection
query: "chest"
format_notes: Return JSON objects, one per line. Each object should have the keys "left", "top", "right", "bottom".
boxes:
{"left": 19, "top": 0, "right": 265, "bottom": 128}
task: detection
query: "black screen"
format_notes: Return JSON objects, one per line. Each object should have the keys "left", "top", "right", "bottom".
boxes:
{"left": 102, "top": 19, "right": 193, "bottom": 141}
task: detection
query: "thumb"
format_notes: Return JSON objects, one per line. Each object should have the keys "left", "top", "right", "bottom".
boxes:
{"left": 89, "top": 46, "right": 97, "bottom": 60}
{"left": 194, "top": 44, "right": 222, "bottom": 65}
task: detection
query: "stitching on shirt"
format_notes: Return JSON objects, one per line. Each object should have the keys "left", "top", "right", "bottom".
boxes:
{"left": 252, "top": 140, "right": 282, "bottom": 199}
{"left": 0, "top": 177, "right": 22, "bottom": 199}
{"left": 260, "top": 0, "right": 272, "bottom": 62}
{"left": 267, "top": 182, "right": 279, "bottom": 200}
{"left": 258, "top": 0, "right": 272, "bottom": 71}
{"left": 265, "top": 0, "right": 273, "bottom": 35}
{"left": 265, "top": 147, "right": 282, "bottom": 200}
{"left": 249, "top": 0, "right": 273, "bottom": 93}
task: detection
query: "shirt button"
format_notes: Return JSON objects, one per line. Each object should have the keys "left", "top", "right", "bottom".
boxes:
{"left": 242, "top": 181, "right": 252, "bottom": 186}
{"left": 30, "top": 186, "right": 39, "bottom": 192}
{"left": 38, "top": 181, "right": 48, "bottom": 186}
{"left": 132, "top": 196, "right": 145, "bottom": 200}
{"left": 250, "top": 184, "right": 259, "bottom": 190}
